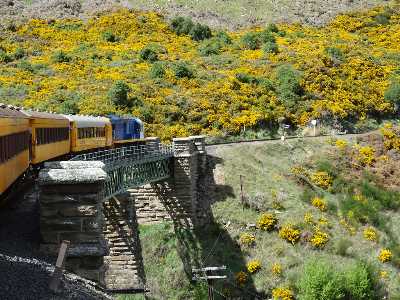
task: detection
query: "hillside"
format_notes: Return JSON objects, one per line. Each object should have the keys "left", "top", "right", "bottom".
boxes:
{"left": 0, "top": 4, "right": 399, "bottom": 140}
{"left": 122, "top": 128, "right": 400, "bottom": 300}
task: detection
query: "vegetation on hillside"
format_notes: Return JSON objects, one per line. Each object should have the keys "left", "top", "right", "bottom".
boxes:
{"left": 0, "top": 5, "right": 399, "bottom": 140}
{"left": 121, "top": 128, "right": 400, "bottom": 299}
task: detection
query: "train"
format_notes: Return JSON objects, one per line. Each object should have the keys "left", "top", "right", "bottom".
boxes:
{"left": 0, "top": 104, "right": 144, "bottom": 198}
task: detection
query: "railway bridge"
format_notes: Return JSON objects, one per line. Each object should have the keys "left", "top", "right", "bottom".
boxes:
{"left": 38, "top": 136, "right": 208, "bottom": 292}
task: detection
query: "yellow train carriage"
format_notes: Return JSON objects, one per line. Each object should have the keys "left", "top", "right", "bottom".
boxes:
{"left": 0, "top": 105, "right": 30, "bottom": 196}
{"left": 22, "top": 110, "right": 70, "bottom": 164}
{"left": 64, "top": 115, "right": 112, "bottom": 152}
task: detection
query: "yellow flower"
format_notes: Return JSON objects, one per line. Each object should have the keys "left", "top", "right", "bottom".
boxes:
{"left": 272, "top": 287, "right": 295, "bottom": 300}
{"left": 279, "top": 224, "right": 301, "bottom": 245}
{"left": 378, "top": 249, "right": 392, "bottom": 263}
{"left": 357, "top": 146, "right": 375, "bottom": 166}
{"left": 304, "top": 212, "right": 314, "bottom": 224}
{"left": 363, "top": 227, "right": 378, "bottom": 242}
{"left": 310, "top": 172, "right": 333, "bottom": 189}
{"left": 257, "top": 213, "right": 278, "bottom": 231}
{"left": 246, "top": 260, "right": 261, "bottom": 274}
{"left": 239, "top": 233, "right": 256, "bottom": 247}
{"left": 380, "top": 270, "right": 389, "bottom": 279}
{"left": 271, "top": 263, "right": 282, "bottom": 276}
{"left": 311, "top": 197, "right": 327, "bottom": 211}
{"left": 335, "top": 139, "right": 348, "bottom": 150}
{"left": 310, "top": 228, "right": 330, "bottom": 249}
{"left": 235, "top": 271, "right": 247, "bottom": 286}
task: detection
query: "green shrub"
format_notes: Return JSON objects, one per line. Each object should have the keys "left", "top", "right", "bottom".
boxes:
{"left": 215, "top": 31, "right": 232, "bottom": 44}
{"left": 108, "top": 81, "right": 131, "bottom": 107}
{"left": 0, "top": 49, "right": 13, "bottom": 63}
{"left": 149, "top": 62, "right": 166, "bottom": 78}
{"left": 384, "top": 81, "right": 400, "bottom": 109}
{"left": 241, "top": 32, "right": 260, "bottom": 50}
{"left": 13, "top": 48, "right": 26, "bottom": 60}
{"left": 51, "top": 50, "right": 71, "bottom": 63}
{"left": 275, "top": 64, "right": 303, "bottom": 108}
{"left": 174, "top": 62, "right": 194, "bottom": 79}
{"left": 170, "top": 17, "right": 194, "bottom": 35}
{"left": 102, "top": 30, "right": 118, "bottom": 42}
{"left": 297, "top": 260, "right": 345, "bottom": 300}
{"left": 189, "top": 23, "right": 212, "bottom": 41}
{"left": 360, "top": 180, "right": 400, "bottom": 210}
{"left": 17, "top": 60, "right": 34, "bottom": 72}
{"left": 259, "top": 30, "right": 276, "bottom": 43}
{"left": 198, "top": 39, "right": 222, "bottom": 56}
{"left": 334, "top": 238, "right": 353, "bottom": 256}
{"left": 374, "top": 12, "right": 391, "bottom": 25}
{"left": 325, "top": 47, "right": 345, "bottom": 62}
{"left": 139, "top": 45, "right": 158, "bottom": 62}
{"left": 235, "top": 73, "right": 258, "bottom": 84}
{"left": 263, "top": 41, "right": 278, "bottom": 54}
{"left": 344, "top": 262, "right": 374, "bottom": 300}
{"left": 266, "top": 23, "right": 279, "bottom": 33}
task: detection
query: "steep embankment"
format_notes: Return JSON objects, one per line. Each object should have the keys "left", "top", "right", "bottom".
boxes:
{"left": 128, "top": 128, "right": 400, "bottom": 300}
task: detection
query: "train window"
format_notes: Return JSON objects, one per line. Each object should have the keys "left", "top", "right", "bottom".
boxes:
{"left": 36, "top": 128, "right": 69, "bottom": 145}
{"left": 0, "top": 131, "right": 29, "bottom": 165}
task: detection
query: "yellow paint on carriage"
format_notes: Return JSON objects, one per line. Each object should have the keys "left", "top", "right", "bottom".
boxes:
{"left": 69, "top": 119, "right": 113, "bottom": 152}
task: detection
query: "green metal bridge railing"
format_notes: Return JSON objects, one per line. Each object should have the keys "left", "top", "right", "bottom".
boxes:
{"left": 70, "top": 144, "right": 174, "bottom": 200}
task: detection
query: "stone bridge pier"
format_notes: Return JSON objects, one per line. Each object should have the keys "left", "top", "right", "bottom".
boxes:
{"left": 38, "top": 136, "right": 208, "bottom": 291}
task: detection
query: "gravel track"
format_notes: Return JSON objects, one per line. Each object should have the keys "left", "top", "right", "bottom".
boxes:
{"left": 0, "top": 187, "right": 113, "bottom": 300}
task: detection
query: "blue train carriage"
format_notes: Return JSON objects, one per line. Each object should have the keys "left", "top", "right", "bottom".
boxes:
{"left": 63, "top": 115, "right": 113, "bottom": 152}
{"left": 108, "top": 115, "right": 145, "bottom": 146}
{"left": 0, "top": 104, "right": 30, "bottom": 197}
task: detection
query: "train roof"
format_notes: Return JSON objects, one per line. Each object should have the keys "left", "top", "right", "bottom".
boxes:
{"left": 21, "top": 110, "right": 69, "bottom": 120}
{"left": 63, "top": 114, "right": 111, "bottom": 128}
{"left": 0, "top": 103, "right": 29, "bottom": 118}
{"left": 108, "top": 115, "right": 143, "bottom": 122}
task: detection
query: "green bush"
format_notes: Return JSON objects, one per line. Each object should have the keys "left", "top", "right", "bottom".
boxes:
{"left": 149, "top": 62, "right": 166, "bottom": 78}
{"left": 102, "top": 30, "right": 118, "bottom": 42}
{"left": 235, "top": 73, "right": 259, "bottom": 84}
{"left": 384, "top": 81, "right": 400, "bottom": 109}
{"left": 263, "top": 41, "right": 278, "bottom": 54}
{"left": 170, "top": 17, "right": 194, "bottom": 35}
{"left": 198, "top": 39, "right": 222, "bottom": 56}
{"left": 297, "top": 260, "right": 379, "bottom": 300}
{"left": 0, "top": 49, "right": 13, "bottom": 63}
{"left": 189, "top": 23, "right": 212, "bottom": 41}
{"left": 215, "top": 31, "right": 232, "bottom": 44}
{"left": 325, "top": 47, "right": 345, "bottom": 63}
{"left": 259, "top": 30, "right": 276, "bottom": 43}
{"left": 174, "top": 62, "right": 194, "bottom": 79}
{"left": 108, "top": 80, "right": 131, "bottom": 107}
{"left": 274, "top": 64, "right": 303, "bottom": 108}
{"left": 51, "top": 50, "right": 71, "bottom": 63}
{"left": 266, "top": 23, "right": 279, "bottom": 33}
{"left": 13, "top": 48, "right": 26, "bottom": 60}
{"left": 241, "top": 32, "right": 260, "bottom": 50}
{"left": 139, "top": 45, "right": 158, "bottom": 62}
{"left": 17, "top": 60, "right": 34, "bottom": 73}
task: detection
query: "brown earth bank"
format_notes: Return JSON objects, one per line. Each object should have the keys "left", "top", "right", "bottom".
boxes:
{"left": 0, "top": 0, "right": 391, "bottom": 29}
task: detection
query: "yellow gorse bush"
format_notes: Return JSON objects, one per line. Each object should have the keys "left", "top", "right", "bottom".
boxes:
{"left": 257, "top": 213, "right": 278, "bottom": 231}
{"left": 363, "top": 227, "right": 378, "bottom": 242}
{"left": 335, "top": 139, "right": 348, "bottom": 150}
{"left": 381, "top": 124, "right": 400, "bottom": 151}
{"left": 311, "top": 197, "right": 327, "bottom": 211}
{"left": 235, "top": 271, "right": 247, "bottom": 286}
{"left": 271, "top": 263, "right": 282, "bottom": 276}
{"left": 0, "top": 7, "right": 398, "bottom": 140}
{"left": 272, "top": 287, "right": 295, "bottom": 300}
{"left": 239, "top": 232, "right": 256, "bottom": 247}
{"left": 357, "top": 146, "right": 376, "bottom": 166}
{"left": 279, "top": 224, "right": 301, "bottom": 245}
{"left": 378, "top": 249, "right": 392, "bottom": 263}
{"left": 310, "top": 172, "right": 333, "bottom": 189}
{"left": 310, "top": 228, "right": 330, "bottom": 249}
{"left": 246, "top": 260, "right": 261, "bottom": 274}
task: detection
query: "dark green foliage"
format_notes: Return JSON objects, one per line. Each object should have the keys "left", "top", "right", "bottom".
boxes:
{"left": 13, "top": 48, "right": 26, "bottom": 60}
{"left": 297, "top": 259, "right": 379, "bottom": 300}
{"left": 102, "top": 30, "right": 118, "bottom": 42}
{"left": 139, "top": 45, "right": 158, "bottom": 62}
{"left": 139, "top": 104, "right": 155, "bottom": 123}
{"left": 51, "top": 50, "right": 71, "bottom": 63}
{"left": 149, "top": 62, "right": 166, "bottom": 78}
{"left": 170, "top": 17, "right": 211, "bottom": 41}
{"left": 235, "top": 73, "right": 259, "bottom": 84}
{"left": 374, "top": 11, "right": 391, "bottom": 25}
{"left": 190, "top": 23, "right": 212, "bottom": 41}
{"left": 384, "top": 81, "right": 400, "bottom": 109}
{"left": 241, "top": 32, "right": 260, "bottom": 50}
{"left": 266, "top": 23, "right": 279, "bottom": 33}
{"left": 17, "top": 60, "right": 34, "bottom": 72}
{"left": 334, "top": 238, "right": 353, "bottom": 256}
{"left": 263, "top": 41, "right": 278, "bottom": 54}
{"left": 198, "top": 39, "right": 222, "bottom": 56}
{"left": 108, "top": 80, "right": 131, "bottom": 108}
{"left": 174, "top": 62, "right": 194, "bottom": 79}
{"left": 259, "top": 30, "right": 276, "bottom": 43}
{"left": 325, "top": 47, "right": 345, "bottom": 63}
{"left": 215, "top": 31, "right": 232, "bottom": 44}
{"left": 360, "top": 180, "right": 400, "bottom": 210}
{"left": 0, "top": 49, "right": 13, "bottom": 63}
{"left": 274, "top": 64, "right": 303, "bottom": 108}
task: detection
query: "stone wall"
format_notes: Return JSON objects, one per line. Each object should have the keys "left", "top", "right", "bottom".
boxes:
{"left": 38, "top": 161, "right": 108, "bottom": 283}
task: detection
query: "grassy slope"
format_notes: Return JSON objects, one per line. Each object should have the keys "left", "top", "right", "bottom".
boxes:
{"left": 119, "top": 136, "right": 400, "bottom": 299}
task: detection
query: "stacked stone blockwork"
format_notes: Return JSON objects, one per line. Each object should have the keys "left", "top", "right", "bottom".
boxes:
{"left": 38, "top": 161, "right": 108, "bottom": 283}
